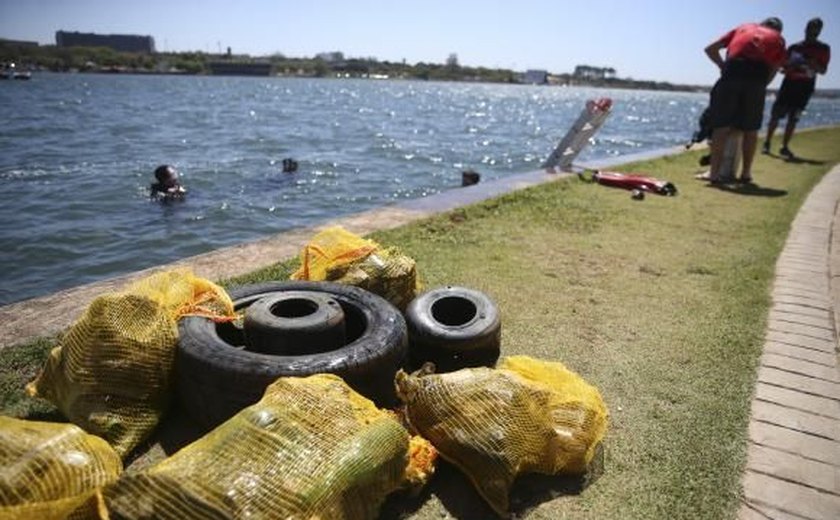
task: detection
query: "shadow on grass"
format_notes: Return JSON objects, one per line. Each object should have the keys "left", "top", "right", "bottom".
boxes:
{"left": 764, "top": 151, "right": 827, "bottom": 165}
{"left": 22, "top": 406, "right": 64, "bottom": 422}
{"left": 708, "top": 183, "right": 788, "bottom": 197}
{"left": 124, "top": 402, "right": 212, "bottom": 470}
{"left": 381, "top": 446, "right": 603, "bottom": 519}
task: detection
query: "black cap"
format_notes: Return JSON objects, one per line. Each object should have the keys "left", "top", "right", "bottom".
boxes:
{"left": 761, "top": 17, "right": 783, "bottom": 32}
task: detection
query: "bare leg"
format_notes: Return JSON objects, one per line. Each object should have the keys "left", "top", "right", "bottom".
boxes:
{"left": 709, "top": 127, "right": 731, "bottom": 180}
{"left": 782, "top": 117, "right": 798, "bottom": 149}
{"left": 741, "top": 130, "right": 757, "bottom": 180}
{"left": 764, "top": 117, "right": 779, "bottom": 148}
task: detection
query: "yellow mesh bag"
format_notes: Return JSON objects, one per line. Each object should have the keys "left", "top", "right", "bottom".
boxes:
{"left": 0, "top": 416, "right": 121, "bottom": 520}
{"left": 395, "top": 355, "right": 608, "bottom": 516}
{"left": 291, "top": 226, "right": 420, "bottom": 310}
{"left": 26, "top": 269, "right": 234, "bottom": 458}
{"left": 292, "top": 226, "right": 379, "bottom": 281}
{"left": 125, "top": 268, "right": 234, "bottom": 321}
{"left": 103, "top": 374, "right": 416, "bottom": 519}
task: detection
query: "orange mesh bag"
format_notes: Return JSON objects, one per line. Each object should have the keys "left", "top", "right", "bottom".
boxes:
{"left": 26, "top": 269, "right": 234, "bottom": 458}
{"left": 102, "top": 374, "right": 431, "bottom": 519}
{"left": 0, "top": 416, "right": 121, "bottom": 520}
{"left": 395, "top": 355, "right": 608, "bottom": 516}
{"left": 291, "top": 226, "right": 420, "bottom": 311}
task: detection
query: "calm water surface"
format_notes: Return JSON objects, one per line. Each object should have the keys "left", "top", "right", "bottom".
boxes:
{"left": 2, "top": 74, "right": 839, "bottom": 304}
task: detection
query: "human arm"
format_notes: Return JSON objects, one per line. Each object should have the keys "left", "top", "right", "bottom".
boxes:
{"left": 705, "top": 40, "right": 727, "bottom": 71}
{"left": 812, "top": 46, "right": 830, "bottom": 74}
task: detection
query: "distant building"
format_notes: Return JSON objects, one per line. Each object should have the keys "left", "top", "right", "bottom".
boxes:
{"left": 0, "top": 38, "right": 39, "bottom": 47}
{"left": 55, "top": 31, "right": 155, "bottom": 53}
{"left": 523, "top": 69, "right": 548, "bottom": 84}
{"left": 573, "top": 65, "right": 617, "bottom": 80}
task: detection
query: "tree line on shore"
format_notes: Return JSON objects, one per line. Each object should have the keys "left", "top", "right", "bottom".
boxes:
{"left": 1, "top": 43, "right": 708, "bottom": 92}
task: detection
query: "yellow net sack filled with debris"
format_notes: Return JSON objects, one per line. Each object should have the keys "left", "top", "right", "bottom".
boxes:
{"left": 26, "top": 269, "right": 234, "bottom": 458}
{"left": 395, "top": 355, "right": 608, "bottom": 516}
{"left": 102, "top": 374, "right": 433, "bottom": 519}
{"left": 0, "top": 416, "right": 122, "bottom": 520}
{"left": 291, "top": 226, "right": 420, "bottom": 310}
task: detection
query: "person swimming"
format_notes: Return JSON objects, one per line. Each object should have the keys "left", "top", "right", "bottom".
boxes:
{"left": 282, "top": 158, "right": 299, "bottom": 173}
{"left": 150, "top": 164, "right": 186, "bottom": 200}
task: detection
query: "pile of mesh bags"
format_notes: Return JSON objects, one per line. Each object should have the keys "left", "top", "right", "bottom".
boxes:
{"left": 8, "top": 256, "right": 608, "bottom": 517}
{"left": 102, "top": 374, "right": 436, "bottom": 519}
{"left": 26, "top": 269, "right": 235, "bottom": 458}
{"left": 291, "top": 226, "right": 420, "bottom": 310}
{"left": 396, "top": 355, "right": 608, "bottom": 516}
{"left": 0, "top": 416, "right": 122, "bottom": 520}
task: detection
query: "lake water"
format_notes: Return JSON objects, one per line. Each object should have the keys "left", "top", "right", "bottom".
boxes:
{"left": 2, "top": 74, "right": 839, "bottom": 305}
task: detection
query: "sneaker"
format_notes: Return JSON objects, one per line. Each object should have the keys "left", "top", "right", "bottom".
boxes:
{"left": 761, "top": 141, "right": 770, "bottom": 154}
{"left": 780, "top": 146, "right": 795, "bottom": 159}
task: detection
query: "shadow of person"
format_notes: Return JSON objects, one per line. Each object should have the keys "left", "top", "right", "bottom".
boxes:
{"left": 710, "top": 182, "right": 788, "bottom": 197}
{"left": 784, "top": 156, "right": 826, "bottom": 165}
{"left": 765, "top": 152, "right": 826, "bottom": 165}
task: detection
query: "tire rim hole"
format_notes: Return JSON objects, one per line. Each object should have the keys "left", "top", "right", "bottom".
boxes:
{"left": 432, "top": 296, "right": 477, "bottom": 326}
{"left": 215, "top": 295, "right": 369, "bottom": 351}
{"left": 338, "top": 300, "right": 367, "bottom": 343}
{"left": 269, "top": 298, "right": 319, "bottom": 319}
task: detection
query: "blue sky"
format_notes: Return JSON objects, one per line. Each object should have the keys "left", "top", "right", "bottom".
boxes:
{"left": 1, "top": 0, "right": 838, "bottom": 88}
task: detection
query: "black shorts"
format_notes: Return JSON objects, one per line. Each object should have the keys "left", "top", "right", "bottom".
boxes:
{"left": 707, "top": 75, "right": 767, "bottom": 132}
{"left": 771, "top": 80, "right": 814, "bottom": 120}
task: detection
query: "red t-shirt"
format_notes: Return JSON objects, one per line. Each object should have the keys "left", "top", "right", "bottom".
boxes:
{"left": 784, "top": 40, "right": 831, "bottom": 81}
{"left": 718, "top": 23, "right": 787, "bottom": 69}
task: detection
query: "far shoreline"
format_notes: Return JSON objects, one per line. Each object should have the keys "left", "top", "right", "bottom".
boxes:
{"left": 15, "top": 69, "right": 840, "bottom": 99}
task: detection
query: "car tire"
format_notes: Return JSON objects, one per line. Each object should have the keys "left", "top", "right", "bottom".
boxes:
{"left": 176, "top": 281, "right": 408, "bottom": 427}
{"left": 243, "top": 291, "right": 346, "bottom": 355}
{"left": 405, "top": 286, "right": 501, "bottom": 373}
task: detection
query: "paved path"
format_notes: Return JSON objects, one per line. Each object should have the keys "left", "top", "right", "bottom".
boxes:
{"left": 738, "top": 163, "right": 840, "bottom": 520}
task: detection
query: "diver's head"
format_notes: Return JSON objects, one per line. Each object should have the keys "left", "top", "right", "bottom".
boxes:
{"left": 154, "top": 164, "right": 179, "bottom": 187}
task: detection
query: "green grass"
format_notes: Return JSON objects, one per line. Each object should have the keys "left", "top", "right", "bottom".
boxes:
{"left": 3, "top": 127, "right": 839, "bottom": 519}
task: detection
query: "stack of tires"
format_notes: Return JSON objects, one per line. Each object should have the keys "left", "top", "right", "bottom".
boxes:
{"left": 176, "top": 282, "right": 500, "bottom": 427}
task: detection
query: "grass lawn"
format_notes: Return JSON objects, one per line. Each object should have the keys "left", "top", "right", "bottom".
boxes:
{"left": 3, "top": 127, "right": 839, "bottom": 519}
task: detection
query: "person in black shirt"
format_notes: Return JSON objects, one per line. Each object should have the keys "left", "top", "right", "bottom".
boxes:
{"left": 764, "top": 18, "right": 831, "bottom": 158}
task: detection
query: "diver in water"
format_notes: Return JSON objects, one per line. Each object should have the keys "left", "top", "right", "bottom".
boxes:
{"left": 150, "top": 164, "right": 186, "bottom": 201}
{"left": 282, "top": 158, "right": 299, "bottom": 173}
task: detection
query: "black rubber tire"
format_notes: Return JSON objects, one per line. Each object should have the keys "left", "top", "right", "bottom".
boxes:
{"left": 176, "top": 281, "right": 408, "bottom": 427}
{"left": 405, "top": 286, "right": 501, "bottom": 373}
{"left": 243, "top": 291, "right": 346, "bottom": 355}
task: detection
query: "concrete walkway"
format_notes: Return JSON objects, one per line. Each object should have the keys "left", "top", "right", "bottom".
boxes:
{"left": 738, "top": 163, "right": 840, "bottom": 520}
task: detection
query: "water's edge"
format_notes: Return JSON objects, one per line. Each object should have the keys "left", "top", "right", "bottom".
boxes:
{"left": 0, "top": 145, "right": 687, "bottom": 349}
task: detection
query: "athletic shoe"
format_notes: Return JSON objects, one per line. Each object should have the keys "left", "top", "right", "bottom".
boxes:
{"left": 780, "top": 146, "right": 795, "bottom": 159}
{"left": 761, "top": 141, "right": 770, "bottom": 154}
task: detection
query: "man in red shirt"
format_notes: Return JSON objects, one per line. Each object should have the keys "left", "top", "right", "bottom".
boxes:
{"left": 763, "top": 18, "right": 831, "bottom": 158}
{"left": 699, "top": 18, "right": 786, "bottom": 184}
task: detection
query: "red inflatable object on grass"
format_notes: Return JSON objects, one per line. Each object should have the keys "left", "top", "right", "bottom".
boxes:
{"left": 586, "top": 170, "right": 677, "bottom": 196}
